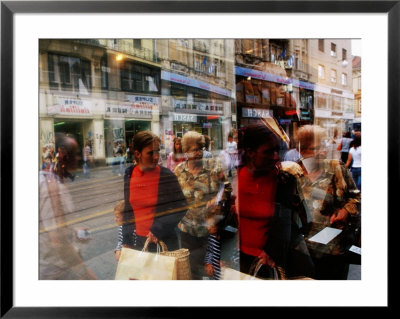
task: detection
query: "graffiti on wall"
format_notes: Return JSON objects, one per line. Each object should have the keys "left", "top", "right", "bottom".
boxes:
{"left": 113, "top": 128, "right": 124, "bottom": 141}
{"left": 40, "top": 130, "right": 54, "bottom": 147}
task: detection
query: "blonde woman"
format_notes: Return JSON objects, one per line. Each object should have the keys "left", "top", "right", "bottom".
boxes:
{"left": 174, "top": 131, "right": 227, "bottom": 279}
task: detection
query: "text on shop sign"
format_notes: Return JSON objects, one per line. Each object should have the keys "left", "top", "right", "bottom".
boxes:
{"left": 48, "top": 98, "right": 92, "bottom": 115}
{"left": 173, "top": 113, "right": 197, "bottom": 122}
{"left": 242, "top": 107, "right": 273, "bottom": 119}
{"left": 174, "top": 99, "right": 223, "bottom": 114}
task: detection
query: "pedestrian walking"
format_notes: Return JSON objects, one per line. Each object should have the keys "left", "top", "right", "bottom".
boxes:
{"left": 337, "top": 131, "right": 353, "bottom": 165}
{"left": 233, "top": 123, "right": 311, "bottom": 279}
{"left": 346, "top": 132, "right": 361, "bottom": 191}
{"left": 39, "top": 133, "right": 97, "bottom": 280}
{"left": 82, "top": 141, "right": 92, "bottom": 178}
{"left": 174, "top": 131, "right": 227, "bottom": 279}
{"left": 166, "top": 137, "right": 185, "bottom": 172}
{"left": 121, "top": 131, "right": 187, "bottom": 252}
{"left": 296, "top": 125, "right": 361, "bottom": 279}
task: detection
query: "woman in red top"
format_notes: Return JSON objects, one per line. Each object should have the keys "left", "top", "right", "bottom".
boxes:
{"left": 122, "top": 131, "right": 187, "bottom": 251}
{"left": 234, "top": 123, "right": 300, "bottom": 278}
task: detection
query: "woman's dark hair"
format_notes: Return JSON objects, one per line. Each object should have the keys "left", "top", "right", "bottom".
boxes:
{"left": 172, "top": 137, "right": 182, "bottom": 154}
{"left": 132, "top": 131, "right": 160, "bottom": 160}
{"left": 172, "top": 136, "right": 183, "bottom": 161}
{"left": 238, "top": 122, "right": 279, "bottom": 165}
{"left": 55, "top": 133, "right": 80, "bottom": 171}
{"left": 344, "top": 131, "right": 351, "bottom": 138}
{"left": 352, "top": 134, "right": 361, "bottom": 149}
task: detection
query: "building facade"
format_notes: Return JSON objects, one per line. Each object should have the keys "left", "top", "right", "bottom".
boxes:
{"left": 39, "top": 38, "right": 356, "bottom": 167}
{"left": 234, "top": 39, "right": 315, "bottom": 147}
{"left": 39, "top": 39, "right": 235, "bottom": 166}
{"left": 156, "top": 39, "right": 235, "bottom": 154}
{"left": 352, "top": 55, "right": 362, "bottom": 131}
{"left": 309, "top": 39, "right": 354, "bottom": 137}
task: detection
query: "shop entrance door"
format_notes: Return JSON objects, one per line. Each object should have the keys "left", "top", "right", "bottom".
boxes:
{"left": 125, "top": 120, "right": 151, "bottom": 145}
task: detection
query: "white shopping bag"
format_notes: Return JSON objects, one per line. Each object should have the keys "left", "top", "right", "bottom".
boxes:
{"left": 115, "top": 247, "right": 177, "bottom": 280}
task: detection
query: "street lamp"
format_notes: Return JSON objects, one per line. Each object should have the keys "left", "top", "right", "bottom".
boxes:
{"left": 116, "top": 54, "right": 124, "bottom": 62}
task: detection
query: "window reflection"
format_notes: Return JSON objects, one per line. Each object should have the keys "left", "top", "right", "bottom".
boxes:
{"left": 39, "top": 39, "right": 361, "bottom": 281}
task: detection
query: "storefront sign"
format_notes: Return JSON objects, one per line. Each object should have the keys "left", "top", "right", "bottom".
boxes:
{"left": 285, "top": 110, "right": 298, "bottom": 116}
{"left": 126, "top": 95, "right": 159, "bottom": 106}
{"left": 293, "top": 79, "right": 315, "bottom": 91}
{"left": 235, "top": 66, "right": 315, "bottom": 91}
{"left": 48, "top": 97, "right": 92, "bottom": 115}
{"left": 207, "top": 115, "right": 220, "bottom": 120}
{"left": 331, "top": 89, "right": 343, "bottom": 95}
{"left": 300, "top": 110, "right": 312, "bottom": 120}
{"left": 235, "top": 66, "right": 290, "bottom": 85}
{"left": 106, "top": 96, "right": 160, "bottom": 118}
{"left": 314, "top": 83, "right": 354, "bottom": 99}
{"left": 173, "top": 113, "right": 197, "bottom": 122}
{"left": 279, "top": 119, "right": 291, "bottom": 125}
{"left": 242, "top": 107, "right": 273, "bottom": 119}
{"left": 162, "top": 70, "right": 232, "bottom": 98}
{"left": 315, "top": 109, "right": 353, "bottom": 120}
{"left": 173, "top": 99, "right": 223, "bottom": 114}
{"left": 170, "top": 62, "right": 189, "bottom": 73}
{"left": 245, "top": 95, "right": 260, "bottom": 104}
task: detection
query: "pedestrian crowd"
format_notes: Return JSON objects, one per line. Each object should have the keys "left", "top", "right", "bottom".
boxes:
{"left": 40, "top": 122, "right": 361, "bottom": 280}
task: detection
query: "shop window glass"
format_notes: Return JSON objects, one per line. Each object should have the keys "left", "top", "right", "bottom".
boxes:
{"left": 330, "top": 69, "right": 337, "bottom": 83}
{"left": 39, "top": 38, "right": 362, "bottom": 282}
{"left": 331, "top": 95, "right": 342, "bottom": 111}
{"left": 316, "top": 92, "right": 328, "bottom": 109}
{"left": 341, "top": 73, "right": 347, "bottom": 86}
{"left": 318, "top": 65, "right": 325, "bottom": 79}
{"left": 343, "top": 98, "right": 353, "bottom": 112}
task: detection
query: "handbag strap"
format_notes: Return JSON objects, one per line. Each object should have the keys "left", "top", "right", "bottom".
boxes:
{"left": 249, "top": 258, "right": 286, "bottom": 280}
{"left": 142, "top": 237, "right": 168, "bottom": 253}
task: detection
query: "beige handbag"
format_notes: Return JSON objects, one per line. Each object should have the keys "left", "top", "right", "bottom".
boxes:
{"left": 250, "top": 259, "right": 314, "bottom": 280}
{"left": 115, "top": 240, "right": 177, "bottom": 280}
{"left": 161, "top": 246, "right": 191, "bottom": 280}
{"left": 221, "top": 266, "right": 262, "bottom": 280}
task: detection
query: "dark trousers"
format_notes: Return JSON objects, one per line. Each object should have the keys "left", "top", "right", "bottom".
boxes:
{"left": 180, "top": 231, "right": 208, "bottom": 280}
{"left": 341, "top": 152, "right": 349, "bottom": 165}
{"left": 351, "top": 167, "right": 361, "bottom": 190}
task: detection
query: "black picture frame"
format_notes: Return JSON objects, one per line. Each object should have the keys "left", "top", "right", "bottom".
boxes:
{"left": 1, "top": 0, "right": 395, "bottom": 317}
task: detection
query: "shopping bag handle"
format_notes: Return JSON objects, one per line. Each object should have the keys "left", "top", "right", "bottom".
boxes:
{"left": 142, "top": 237, "right": 168, "bottom": 253}
{"left": 249, "top": 259, "right": 263, "bottom": 278}
{"left": 249, "top": 258, "right": 286, "bottom": 280}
